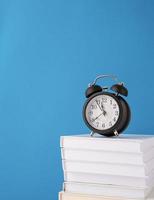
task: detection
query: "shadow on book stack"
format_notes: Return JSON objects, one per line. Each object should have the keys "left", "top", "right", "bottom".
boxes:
{"left": 59, "top": 134, "right": 154, "bottom": 200}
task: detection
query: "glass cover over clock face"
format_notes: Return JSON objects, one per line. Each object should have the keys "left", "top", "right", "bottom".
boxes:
{"left": 85, "top": 94, "right": 120, "bottom": 130}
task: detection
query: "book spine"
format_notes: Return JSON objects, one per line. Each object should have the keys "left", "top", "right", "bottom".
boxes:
{"left": 61, "top": 138, "right": 142, "bottom": 153}
{"left": 63, "top": 160, "right": 150, "bottom": 177}
{"left": 61, "top": 148, "right": 149, "bottom": 165}
{"left": 63, "top": 171, "right": 154, "bottom": 187}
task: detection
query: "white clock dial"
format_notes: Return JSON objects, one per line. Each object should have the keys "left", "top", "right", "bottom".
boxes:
{"left": 85, "top": 94, "right": 120, "bottom": 130}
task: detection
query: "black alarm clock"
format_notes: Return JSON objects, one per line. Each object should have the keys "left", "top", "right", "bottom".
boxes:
{"left": 83, "top": 75, "right": 131, "bottom": 137}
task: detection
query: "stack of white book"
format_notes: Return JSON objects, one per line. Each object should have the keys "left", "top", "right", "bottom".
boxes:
{"left": 59, "top": 134, "right": 154, "bottom": 200}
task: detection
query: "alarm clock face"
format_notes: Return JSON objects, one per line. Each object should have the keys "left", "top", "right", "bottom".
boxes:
{"left": 84, "top": 93, "right": 121, "bottom": 132}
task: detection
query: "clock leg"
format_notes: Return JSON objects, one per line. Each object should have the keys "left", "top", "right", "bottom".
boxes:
{"left": 114, "top": 130, "right": 119, "bottom": 136}
{"left": 90, "top": 131, "right": 95, "bottom": 137}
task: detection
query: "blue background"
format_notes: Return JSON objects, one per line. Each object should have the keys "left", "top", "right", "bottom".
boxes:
{"left": 0, "top": 0, "right": 154, "bottom": 200}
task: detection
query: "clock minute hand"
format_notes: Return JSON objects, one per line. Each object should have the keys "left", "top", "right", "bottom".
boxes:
{"left": 92, "top": 112, "right": 104, "bottom": 122}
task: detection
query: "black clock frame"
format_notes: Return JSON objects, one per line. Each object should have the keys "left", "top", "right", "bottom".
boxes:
{"left": 83, "top": 91, "right": 131, "bottom": 137}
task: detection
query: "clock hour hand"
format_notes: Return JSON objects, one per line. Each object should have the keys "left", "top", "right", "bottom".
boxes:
{"left": 101, "top": 101, "right": 107, "bottom": 116}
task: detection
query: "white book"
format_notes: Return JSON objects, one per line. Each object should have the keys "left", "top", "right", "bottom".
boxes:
{"left": 62, "top": 159, "right": 154, "bottom": 177}
{"left": 59, "top": 189, "right": 154, "bottom": 200}
{"left": 60, "top": 134, "right": 154, "bottom": 153}
{"left": 63, "top": 182, "right": 152, "bottom": 199}
{"left": 61, "top": 148, "right": 154, "bottom": 165}
{"left": 64, "top": 171, "right": 154, "bottom": 188}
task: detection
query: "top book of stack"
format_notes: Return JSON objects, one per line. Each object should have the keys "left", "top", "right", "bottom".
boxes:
{"left": 60, "top": 134, "right": 154, "bottom": 153}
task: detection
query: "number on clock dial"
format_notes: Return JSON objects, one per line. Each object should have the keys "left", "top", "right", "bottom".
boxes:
{"left": 86, "top": 94, "right": 120, "bottom": 130}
